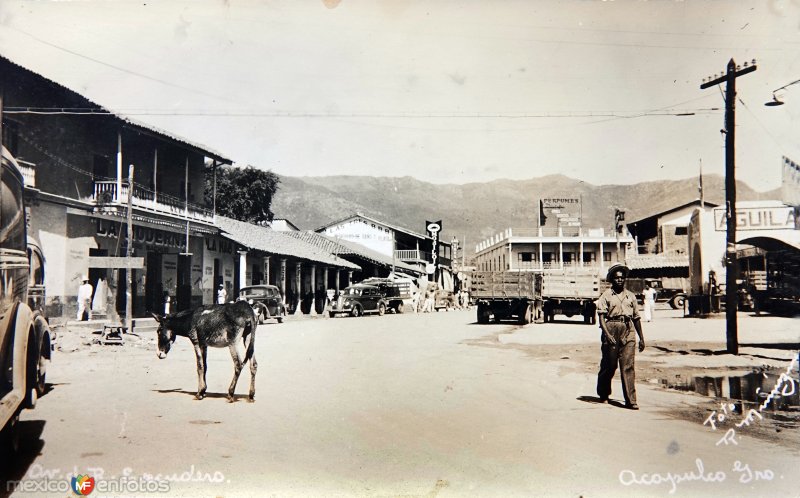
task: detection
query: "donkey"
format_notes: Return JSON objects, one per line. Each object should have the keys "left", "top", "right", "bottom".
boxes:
{"left": 153, "top": 300, "right": 258, "bottom": 402}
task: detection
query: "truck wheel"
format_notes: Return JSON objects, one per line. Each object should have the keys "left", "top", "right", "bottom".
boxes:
{"left": 477, "top": 305, "right": 490, "bottom": 324}
{"left": 521, "top": 305, "right": 532, "bottom": 325}
{"left": 277, "top": 309, "right": 285, "bottom": 323}
{"left": 534, "top": 303, "right": 544, "bottom": 324}
{"left": 395, "top": 302, "right": 404, "bottom": 314}
{"left": 670, "top": 295, "right": 686, "bottom": 310}
{"left": 378, "top": 303, "right": 386, "bottom": 316}
{"left": 25, "top": 334, "right": 41, "bottom": 408}
{"left": 351, "top": 306, "right": 362, "bottom": 318}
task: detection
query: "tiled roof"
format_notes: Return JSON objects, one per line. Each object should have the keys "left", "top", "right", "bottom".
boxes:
{"left": 283, "top": 231, "right": 423, "bottom": 275}
{"left": 0, "top": 54, "right": 232, "bottom": 163}
{"left": 216, "top": 217, "right": 360, "bottom": 270}
{"left": 626, "top": 253, "right": 689, "bottom": 270}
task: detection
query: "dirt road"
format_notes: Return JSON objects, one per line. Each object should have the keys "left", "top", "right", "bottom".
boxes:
{"left": 5, "top": 307, "right": 799, "bottom": 497}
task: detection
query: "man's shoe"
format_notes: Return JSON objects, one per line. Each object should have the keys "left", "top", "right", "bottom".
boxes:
{"left": 627, "top": 403, "right": 639, "bottom": 410}
{"left": 599, "top": 397, "right": 609, "bottom": 404}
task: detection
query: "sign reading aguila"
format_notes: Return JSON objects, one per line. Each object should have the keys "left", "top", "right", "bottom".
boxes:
{"left": 426, "top": 220, "right": 441, "bottom": 274}
{"left": 713, "top": 206, "right": 797, "bottom": 231}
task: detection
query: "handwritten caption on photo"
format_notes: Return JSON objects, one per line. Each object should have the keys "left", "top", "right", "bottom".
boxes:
{"left": 6, "top": 464, "right": 228, "bottom": 495}
{"left": 618, "top": 354, "right": 798, "bottom": 494}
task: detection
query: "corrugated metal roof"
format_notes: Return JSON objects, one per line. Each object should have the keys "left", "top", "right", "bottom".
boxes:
{"left": 0, "top": 54, "right": 232, "bottom": 163}
{"left": 283, "top": 231, "right": 423, "bottom": 275}
{"left": 216, "top": 217, "right": 360, "bottom": 270}
{"left": 626, "top": 253, "right": 689, "bottom": 270}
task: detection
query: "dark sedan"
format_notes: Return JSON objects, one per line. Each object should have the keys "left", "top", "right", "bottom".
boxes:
{"left": 239, "top": 285, "right": 287, "bottom": 324}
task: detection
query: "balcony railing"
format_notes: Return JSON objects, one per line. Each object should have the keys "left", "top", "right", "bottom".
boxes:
{"left": 16, "top": 159, "right": 36, "bottom": 188}
{"left": 395, "top": 249, "right": 452, "bottom": 267}
{"left": 92, "top": 181, "right": 213, "bottom": 222}
{"left": 515, "top": 261, "right": 607, "bottom": 270}
{"left": 395, "top": 249, "right": 431, "bottom": 261}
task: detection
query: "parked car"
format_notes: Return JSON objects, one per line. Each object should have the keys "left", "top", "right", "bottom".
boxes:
{"left": 626, "top": 278, "right": 687, "bottom": 310}
{"left": 238, "top": 285, "right": 287, "bottom": 324}
{"left": 329, "top": 284, "right": 389, "bottom": 317}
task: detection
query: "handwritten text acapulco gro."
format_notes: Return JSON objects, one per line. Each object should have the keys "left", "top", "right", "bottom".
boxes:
{"left": 619, "top": 458, "right": 775, "bottom": 494}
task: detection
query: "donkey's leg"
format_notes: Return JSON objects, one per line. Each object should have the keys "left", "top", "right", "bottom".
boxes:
{"left": 245, "top": 331, "right": 257, "bottom": 402}
{"left": 227, "top": 343, "right": 244, "bottom": 403}
{"left": 248, "top": 355, "right": 258, "bottom": 402}
{"left": 193, "top": 344, "right": 207, "bottom": 400}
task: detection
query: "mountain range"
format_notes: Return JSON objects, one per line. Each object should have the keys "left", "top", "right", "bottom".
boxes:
{"left": 270, "top": 174, "right": 779, "bottom": 253}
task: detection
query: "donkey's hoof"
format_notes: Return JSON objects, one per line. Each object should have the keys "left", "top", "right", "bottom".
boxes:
{"left": 247, "top": 396, "right": 255, "bottom": 403}
{"left": 195, "top": 393, "right": 205, "bottom": 400}
{"left": 227, "top": 396, "right": 236, "bottom": 403}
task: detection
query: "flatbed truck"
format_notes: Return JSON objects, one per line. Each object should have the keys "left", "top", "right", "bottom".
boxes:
{"left": 471, "top": 271, "right": 543, "bottom": 324}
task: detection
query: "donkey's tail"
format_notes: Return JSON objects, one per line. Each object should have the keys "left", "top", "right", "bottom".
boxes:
{"left": 243, "top": 315, "right": 256, "bottom": 365}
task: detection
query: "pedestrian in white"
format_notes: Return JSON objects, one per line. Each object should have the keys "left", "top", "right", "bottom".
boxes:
{"left": 76, "top": 276, "right": 93, "bottom": 321}
{"left": 643, "top": 283, "right": 657, "bottom": 322}
{"left": 422, "top": 288, "right": 435, "bottom": 313}
{"left": 217, "top": 284, "right": 228, "bottom": 304}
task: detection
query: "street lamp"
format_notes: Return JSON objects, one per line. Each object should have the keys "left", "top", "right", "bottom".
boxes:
{"left": 764, "top": 77, "right": 800, "bottom": 106}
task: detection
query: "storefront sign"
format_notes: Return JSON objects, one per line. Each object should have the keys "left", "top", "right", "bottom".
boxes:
{"left": 714, "top": 206, "right": 797, "bottom": 231}
{"left": 96, "top": 220, "right": 187, "bottom": 250}
{"left": 426, "top": 220, "right": 442, "bottom": 267}
{"left": 205, "top": 237, "right": 236, "bottom": 254}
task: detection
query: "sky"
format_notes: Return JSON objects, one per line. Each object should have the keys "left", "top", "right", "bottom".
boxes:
{"left": 0, "top": 0, "right": 799, "bottom": 191}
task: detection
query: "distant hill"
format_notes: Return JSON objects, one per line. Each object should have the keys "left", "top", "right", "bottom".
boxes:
{"left": 271, "top": 174, "right": 779, "bottom": 253}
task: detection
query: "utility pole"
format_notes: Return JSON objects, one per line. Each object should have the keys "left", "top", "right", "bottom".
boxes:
{"left": 700, "top": 58, "right": 756, "bottom": 355}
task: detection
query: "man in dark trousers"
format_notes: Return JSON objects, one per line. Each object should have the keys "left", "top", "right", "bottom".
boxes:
{"left": 596, "top": 264, "right": 646, "bottom": 409}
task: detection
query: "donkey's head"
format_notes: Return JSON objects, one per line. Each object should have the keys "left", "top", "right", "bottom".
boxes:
{"left": 152, "top": 313, "right": 176, "bottom": 359}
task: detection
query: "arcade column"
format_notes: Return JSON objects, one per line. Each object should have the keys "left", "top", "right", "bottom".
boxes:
{"left": 309, "top": 264, "right": 317, "bottom": 316}
{"left": 294, "top": 261, "right": 302, "bottom": 315}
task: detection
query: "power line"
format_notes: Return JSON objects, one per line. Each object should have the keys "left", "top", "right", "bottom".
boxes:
{"left": 3, "top": 24, "right": 238, "bottom": 104}
{"left": 3, "top": 107, "right": 720, "bottom": 118}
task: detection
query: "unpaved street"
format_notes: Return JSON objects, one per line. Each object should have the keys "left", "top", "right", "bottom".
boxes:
{"left": 5, "top": 308, "right": 799, "bottom": 497}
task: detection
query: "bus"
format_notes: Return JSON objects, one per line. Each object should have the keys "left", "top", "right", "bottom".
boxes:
{"left": 0, "top": 145, "right": 52, "bottom": 454}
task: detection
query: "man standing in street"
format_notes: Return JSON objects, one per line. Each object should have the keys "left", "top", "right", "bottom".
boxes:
{"left": 77, "top": 276, "right": 93, "bottom": 321}
{"left": 596, "top": 264, "right": 645, "bottom": 410}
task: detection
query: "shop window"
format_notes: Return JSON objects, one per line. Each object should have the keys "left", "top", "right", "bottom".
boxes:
{"left": 675, "top": 226, "right": 688, "bottom": 236}
{"left": 518, "top": 252, "right": 533, "bottom": 262}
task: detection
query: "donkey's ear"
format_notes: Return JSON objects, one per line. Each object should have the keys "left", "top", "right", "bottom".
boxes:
{"left": 151, "top": 313, "right": 162, "bottom": 322}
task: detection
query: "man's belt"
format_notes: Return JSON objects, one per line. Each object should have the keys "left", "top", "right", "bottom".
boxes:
{"left": 605, "top": 316, "right": 632, "bottom": 322}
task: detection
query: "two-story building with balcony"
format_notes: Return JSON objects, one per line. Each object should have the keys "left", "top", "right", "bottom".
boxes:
{"left": 473, "top": 225, "right": 634, "bottom": 273}
{"left": 1, "top": 54, "right": 234, "bottom": 319}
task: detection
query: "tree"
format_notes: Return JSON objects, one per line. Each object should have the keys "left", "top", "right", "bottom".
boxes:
{"left": 205, "top": 164, "right": 280, "bottom": 224}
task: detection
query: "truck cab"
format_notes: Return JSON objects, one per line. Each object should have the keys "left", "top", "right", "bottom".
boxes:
{"left": 1, "top": 146, "right": 52, "bottom": 454}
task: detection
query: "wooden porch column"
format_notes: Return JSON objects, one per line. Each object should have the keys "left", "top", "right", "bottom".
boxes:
{"left": 116, "top": 132, "right": 123, "bottom": 200}
{"left": 334, "top": 269, "right": 340, "bottom": 300}
{"left": 309, "top": 264, "right": 317, "bottom": 316}
{"left": 600, "top": 242, "right": 605, "bottom": 273}
{"left": 264, "top": 256, "right": 271, "bottom": 285}
{"left": 347, "top": 270, "right": 353, "bottom": 287}
{"left": 294, "top": 262, "right": 303, "bottom": 315}
{"left": 238, "top": 250, "right": 248, "bottom": 289}
{"left": 280, "top": 258, "right": 287, "bottom": 304}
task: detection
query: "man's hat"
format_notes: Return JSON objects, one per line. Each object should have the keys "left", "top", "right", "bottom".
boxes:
{"left": 81, "top": 276, "right": 89, "bottom": 282}
{"left": 606, "top": 264, "right": 630, "bottom": 280}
